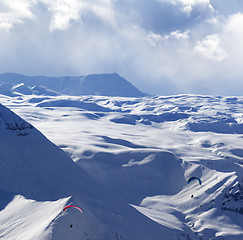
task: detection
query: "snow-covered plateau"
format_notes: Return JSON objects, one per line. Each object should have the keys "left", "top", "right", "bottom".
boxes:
{"left": 0, "top": 78, "right": 242, "bottom": 239}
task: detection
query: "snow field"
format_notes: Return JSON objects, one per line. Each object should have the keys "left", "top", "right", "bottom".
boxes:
{"left": 0, "top": 93, "right": 242, "bottom": 239}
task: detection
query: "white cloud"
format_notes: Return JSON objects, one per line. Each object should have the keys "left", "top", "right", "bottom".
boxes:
{"left": 0, "top": 0, "right": 36, "bottom": 31}
{"left": 0, "top": 13, "right": 22, "bottom": 31}
{"left": 178, "top": 0, "right": 211, "bottom": 5}
{"left": 170, "top": 30, "right": 190, "bottom": 40}
{"left": 220, "top": 13, "right": 243, "bottom": 75}
{"left": 0, "top": 0, "right": 243, "bottom": 95}
{"left": 194, "top": 34, "right": 227, "bottom": 61}
{"left": 180, "top": 5, "right": 192, "bottom": 16}
{"left": 225, "top": 13, "right": 243, "bottom": 37}
{"left": 147, "top": 32, "right": 164, "bottom": 46}
{"left": 40, "top": 0, "right": 115, "bottom": 31}
{"left": 158, "top": 0, "right": 213, "bottom": 8}
{"left": 41, "top": 0, "right": 85, "bottom": 31}
{"left": 147, "top": 29, "right": 189, "bottom": 46}
{"left": 91, "top": 2, "right": 116, "bottom": 27}
{"left": 158, "top": 0, "right": 214, "bottom": 17}
{"left": 0, "top": 0, "right": 116, "bottom": 32}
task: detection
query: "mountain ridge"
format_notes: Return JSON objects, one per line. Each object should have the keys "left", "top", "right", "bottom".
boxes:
{"left": 0, "top": 72, "right": 148, "bottom": 97}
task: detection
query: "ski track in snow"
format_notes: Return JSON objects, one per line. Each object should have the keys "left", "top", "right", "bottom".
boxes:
{"left": 0, "top": 93, "right": 243, "bottom": 240}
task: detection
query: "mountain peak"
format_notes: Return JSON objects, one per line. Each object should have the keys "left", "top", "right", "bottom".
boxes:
{"left": 80, "top": 73, "right": 147, "bottom": 97}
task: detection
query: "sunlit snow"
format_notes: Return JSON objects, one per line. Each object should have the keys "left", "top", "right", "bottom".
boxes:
{"left": 0, "top": 79, "right": 242, "bottom": 239}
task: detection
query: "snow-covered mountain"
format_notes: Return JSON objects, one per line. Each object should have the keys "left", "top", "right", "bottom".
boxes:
{"left": 0, "top": 82, "right": 59, "bottom": 96}
{"left": 0, "top": 102, "right": 189, "bottom": 240}
{"left": 0, "top": 91, "right": 243, "bottom": 239}
{"left": 0, "top": 103, "right": 120, "bottom": 239}
{"left": 0, "top": 73, "right": 147, "bottom": 97}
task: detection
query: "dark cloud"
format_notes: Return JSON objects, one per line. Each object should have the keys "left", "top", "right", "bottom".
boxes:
{"left": 113, "top": 0, "right": 214, "bottom": 34}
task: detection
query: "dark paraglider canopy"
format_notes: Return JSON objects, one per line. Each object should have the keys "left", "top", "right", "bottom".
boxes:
{"left": 187, "top": 176, "right": 202, "bottom": 185}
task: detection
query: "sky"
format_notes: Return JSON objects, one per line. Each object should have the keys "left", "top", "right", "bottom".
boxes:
{"left": 0, "top": 0, "right": 243, "bottom": 96}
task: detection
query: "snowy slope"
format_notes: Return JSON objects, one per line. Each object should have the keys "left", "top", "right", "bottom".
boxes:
{"left": 0, "top": 82, "right": 59, "bottom": 97}
{"left": 0, "top": 102, "right": 187, "bottom": 240}
{"left": 0, "top": 93, "right": 243, "bottom": 239}
{"left": 0, "top": 193, "right": 70, "bottom": 240}
{"left": 0, "top": 73, "right": 147, "bottom": 97}
{"left": 0, "top": 103, "right": 122, "bottom": 239}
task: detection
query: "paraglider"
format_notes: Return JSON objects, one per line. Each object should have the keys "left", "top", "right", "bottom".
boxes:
{"left": 187, "top": 176, "right": 202, "bottom": 185}
{"left": 63, "top": 205, "right": 83, "bottom": 214}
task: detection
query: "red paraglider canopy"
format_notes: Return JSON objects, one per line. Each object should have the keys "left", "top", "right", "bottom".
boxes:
{"left": 63, "top": 205, "right": 83, "bottom": 214}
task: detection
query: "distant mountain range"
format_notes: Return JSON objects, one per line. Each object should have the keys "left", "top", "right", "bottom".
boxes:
{"left": 0, "top": 73, "right": 148, "bottom": 97}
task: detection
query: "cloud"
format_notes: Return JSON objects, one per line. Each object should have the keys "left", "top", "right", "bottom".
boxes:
{"left": 219, "top": 13, "right": 243, "bottom": 78}
{"left": 147, "top": 29, "right": 189, "bottom": 46}
{"left": 0, "top": 0, "right": 243, "bottom": 95}
{"left": 158, "top": 0, "right": 214, "bottom": 14}
{"left": 39, "top": 0, "right": 116, "bottom": 31}
{"left": 180, "top": 5, "right": 192, "bottom": 17}
{"left": 159, "top": 0, "right": 213, "bottom": 8}
{"left": 170, "top": 29, "right": 190, "bottom": 40}
{"left": 42, "top": 0, "right": 84, "bottom": 31}
{"left": 194, "top": 34, "right": 227, "bottom": 61}
{"left": 211, "top": 0, "right": 243, "bottom": 15}
{"left": 0, "top": 0, "right": 36, "bottom": 31}
{"left": 0, "top": 0, "right": 116, "bottom": 32}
